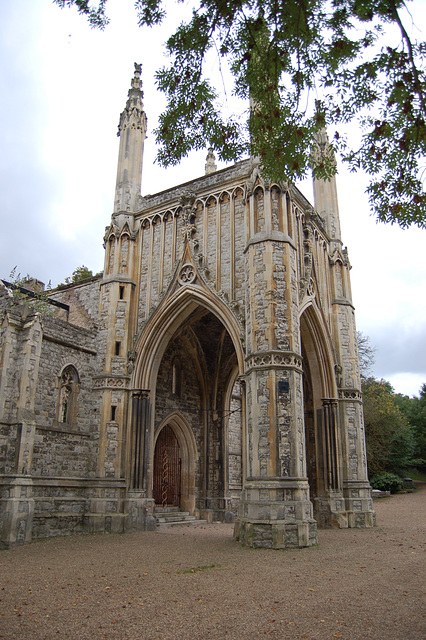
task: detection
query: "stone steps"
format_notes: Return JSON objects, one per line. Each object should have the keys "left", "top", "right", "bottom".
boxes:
{"left": 155, "top": 507, "right": 207, "bottom": 528}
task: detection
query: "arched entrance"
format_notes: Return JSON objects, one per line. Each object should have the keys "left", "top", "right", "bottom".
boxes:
{"left": 152, "top": 413, "right": 198, "bottom": 513}
{"left": 300, "top": 305, "right": 345, "bottom": 527}
{"left": 130, "top": 286, "right": 245, "bottom": 522}
{"left": 153, "top": 424, "right": 181, "bottom": 507}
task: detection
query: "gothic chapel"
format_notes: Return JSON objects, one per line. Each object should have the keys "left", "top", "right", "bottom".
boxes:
{"left": 0, "top": 64, "right": 375, "bottom": 549}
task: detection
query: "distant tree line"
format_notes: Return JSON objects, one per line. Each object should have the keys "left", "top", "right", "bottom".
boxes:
{"left": 358, "top": 332, "right": 425, "bottom": 491}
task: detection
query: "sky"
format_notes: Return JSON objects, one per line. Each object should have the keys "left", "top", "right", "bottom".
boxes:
{"left": 0, "top": 0, "right": 425, "bottom": 397}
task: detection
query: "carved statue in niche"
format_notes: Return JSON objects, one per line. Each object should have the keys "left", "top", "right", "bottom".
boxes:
{"left": 57, "top": 365, "right": 80, "bottom": 427}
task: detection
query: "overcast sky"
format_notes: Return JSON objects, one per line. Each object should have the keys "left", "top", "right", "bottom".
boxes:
{"left": 0, "top": 0, "right": 425, "bottom": 397}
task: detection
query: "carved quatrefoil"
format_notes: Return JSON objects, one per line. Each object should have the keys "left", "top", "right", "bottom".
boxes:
{"left": 178, "top": 263, "right": 196, "bottom": 285}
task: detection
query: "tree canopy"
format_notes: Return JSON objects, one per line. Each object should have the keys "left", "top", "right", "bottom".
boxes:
{"left": 54, "top": 0, "right": 426, "bottom": 229}
{"left": 63, "top": 265, "right": 94, "bottom": 284}
{"left": 362, "top": 377, "right": 417, "bottom": 476}
{"left": 395, "top": 383, "right": 426, "bottom": 470}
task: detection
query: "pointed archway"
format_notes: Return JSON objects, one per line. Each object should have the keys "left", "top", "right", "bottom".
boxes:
{"left": 130, "top": 283, "right": 244, "bottom": 521}
{"left": 300, "top": 304, "right": 347, "bottom": 528}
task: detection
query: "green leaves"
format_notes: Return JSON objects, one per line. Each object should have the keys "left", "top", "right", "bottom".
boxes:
{"left": 363, "top": 377, "right": 417, "bottom": 476}
{"left": 53, "top": 0, "right": 110, "bottom": 29}
{"left": 56, "top": 0, "right": 426, "bottom": 228}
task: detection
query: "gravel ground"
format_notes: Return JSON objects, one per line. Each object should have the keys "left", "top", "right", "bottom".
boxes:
{"left": 0, "top": 485, "right": 424, "bottom": 640}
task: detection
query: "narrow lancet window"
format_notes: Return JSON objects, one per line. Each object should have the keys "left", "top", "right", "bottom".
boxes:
{"left": 172, "top": 357, "right": 182, "bottom": 397}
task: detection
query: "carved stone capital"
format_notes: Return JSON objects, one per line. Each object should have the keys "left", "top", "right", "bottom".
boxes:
{"left": 245, "top": 351, "right": 303, "bottom": 374}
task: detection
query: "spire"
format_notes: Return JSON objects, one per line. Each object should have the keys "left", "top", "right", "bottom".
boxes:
{"left": 205, "top": 148, "right": 217, "bottom": 175}
{"left": 312, "top": 129, "right": 342, "bottom": 242}
{"left": 114, "top": 63, "right": 147, "bottom": 213}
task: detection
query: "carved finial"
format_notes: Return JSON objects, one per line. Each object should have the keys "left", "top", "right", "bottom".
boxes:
{"left": 117, "top": 63, "right": 145, "bottom": 136}
{"left": 131, "top": 63, "right": 142, "bottom": 90}
{"left": 205, "top": 148, "right": 217, "bottom": 175}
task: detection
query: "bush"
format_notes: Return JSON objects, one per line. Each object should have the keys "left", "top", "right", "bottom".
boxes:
{"left": 370, "top": 473, "right": 403, "bottom": 493}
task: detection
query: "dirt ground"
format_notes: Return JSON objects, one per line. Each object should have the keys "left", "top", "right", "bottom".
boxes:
{"left": 0, "top": 486, "right": 424, "bottom": 640}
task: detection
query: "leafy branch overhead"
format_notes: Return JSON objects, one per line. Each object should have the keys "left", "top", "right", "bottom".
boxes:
{"left": 54, "top": 0, "right": 426, "bottom": 228}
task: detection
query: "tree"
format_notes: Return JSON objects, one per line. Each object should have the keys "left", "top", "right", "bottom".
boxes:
{"left": 357, "top": 331, "right": 376, "bottom": 381}
{"left": 362, "top": 377, "right": 417, "bottom": 476}
{"left": 54, "top": 0, "right": 426, "bottom": 228}
{"left": 394, "top": 383, "right": 426, "bottom": 470}
{"left": 64, "top": 265, "right": 94, "bottom": 284}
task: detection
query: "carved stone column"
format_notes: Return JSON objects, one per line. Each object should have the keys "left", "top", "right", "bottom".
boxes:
{"left": 130, "top": 389, "right": 151, "bottom": 492}
{"left": 235, "top": 178, "right": 317, "bottom": 548}
{"left": 123, "top": 389, "right": 156, "bottom": 532}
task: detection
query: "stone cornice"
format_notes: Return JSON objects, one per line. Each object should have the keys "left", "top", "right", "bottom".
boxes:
{"left": 100, "top": 275, "right": 137, "bottom": 287}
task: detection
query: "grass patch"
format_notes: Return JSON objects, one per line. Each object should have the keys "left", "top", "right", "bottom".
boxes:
{"left": 407, "top": 470, "right": 426, "bottom": 482}
{"left": 177, "top": 564, "right": 220, "bottom": 574}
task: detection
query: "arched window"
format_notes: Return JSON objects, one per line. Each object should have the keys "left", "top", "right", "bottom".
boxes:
{"left": 57, "top": 365, "right": 80, "bottom": 427}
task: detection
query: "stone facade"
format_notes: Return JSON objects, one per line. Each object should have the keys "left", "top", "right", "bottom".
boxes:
{"left": 0, "top": 64, "right": 375, "bottom": 549}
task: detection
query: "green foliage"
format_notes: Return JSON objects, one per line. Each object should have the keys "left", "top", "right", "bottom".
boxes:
{"left": 56, "top": 0, "right": 426, "bottom": 228}
{"left": 394, "top": 383, "right": 426, "bottom": 471}
{"left": 53, "top": 0, "right": 109, "bottom": 29}
{"left": 370, "top": 472, "right": 403, "bottom": 493}
{"left": 63, "top": 265, "right": 94, "bottom": 285}
{"left": 363, "top": 377, "right": 417, "bottom": 476}
{"left": 6, "top": 267, "right": 53, "bottom": 315}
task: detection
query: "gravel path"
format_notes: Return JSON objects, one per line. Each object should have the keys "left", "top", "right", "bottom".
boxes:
{"left": 0, "top": 486, "right": 424, "bottom": 640}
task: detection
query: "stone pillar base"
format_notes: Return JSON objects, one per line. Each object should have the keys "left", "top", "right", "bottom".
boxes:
{"left": 343, "top": 481, "right": 376, "bottom": 528}
{"left": 234, "top": 480, "right": 318, "bottom": 549}
{"left": 313, "top": 492, "right": 348, "bottom": 529}
{"left": 235, "top": 518, "right": 317, "bottom": 549}
{"left": 124, "top": 496, "right": 156, "bottom": 532}
{"left": 0, "top": 477, "right": 34, "bottom": 549}
{"left": 347, "top": 510, "right": 376, "bottom": 528}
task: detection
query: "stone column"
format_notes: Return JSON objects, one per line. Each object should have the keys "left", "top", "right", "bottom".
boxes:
{"left": 0, "top": 308, "right": 40, "bottom": 548}
{"left": 130, "top": 389, "right": 151, "bottom": 492}
{"left": 124, "top": 389, "right": 155, "bottom": 531}
{"left": 235, "top": 179, "right": 317, "bottom": 548}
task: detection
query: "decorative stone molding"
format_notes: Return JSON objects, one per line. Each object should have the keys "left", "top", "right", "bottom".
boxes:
{"left": 329, "top": 247, "right": 350, "bottom": 268}
{"left": 338, "top": 389, "right": 362, "bottom": 401}
{"left": 93, "top": 375, "right": 130, "bottom": 391}
{"left": 178, "top": 263, "right": 196, "bottom": 286}
{"left": 245, "top": 351, "right": 303, "bottom": 373}
{"left": 307, "top": 277, "right": 315, "bottom": 298}
{"left": 299, "top": 220, "right": 313, "bottom": 299}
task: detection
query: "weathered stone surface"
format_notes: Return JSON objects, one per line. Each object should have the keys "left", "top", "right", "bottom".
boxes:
{"left": 0, "top": 69, "right": 374, "bottom": 548}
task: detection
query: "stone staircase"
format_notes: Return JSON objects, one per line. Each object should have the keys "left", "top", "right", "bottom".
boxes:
{"left": 155, "top": 506, "right": 207, "bottom": 528}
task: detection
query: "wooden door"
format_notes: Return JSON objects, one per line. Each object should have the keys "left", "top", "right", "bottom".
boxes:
{"left": 153, "top": 425, "right": 181, "bottom": 507}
